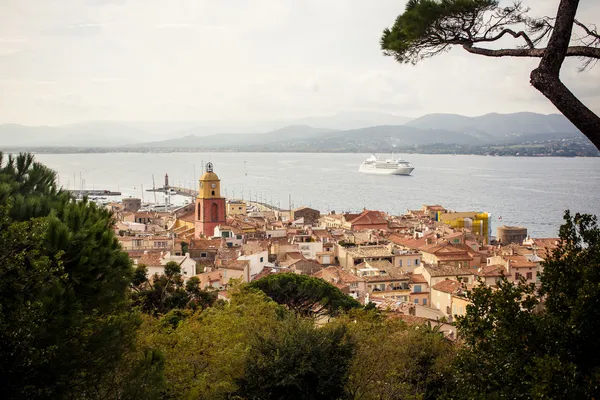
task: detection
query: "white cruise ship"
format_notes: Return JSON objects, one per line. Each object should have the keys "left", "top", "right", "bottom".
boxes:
{"left": 359, "top": 154, "right": 414, "bottom": 175}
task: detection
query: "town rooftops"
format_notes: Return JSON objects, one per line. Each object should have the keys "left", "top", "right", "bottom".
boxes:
{"left": 477, "top": 264, "right": 507, "bottom": 277}
{"left": 504, "top": 255, "right": 537, "bottom": 268}
{"left": 312, "top": 265, "right": 365, "bottom": 284}
{"left": 347, "top": 245, "right": 393, "bottom": 258}
{"left": 346, "top": 210, "right": 388, "bottom": 226}
{"left": 138, "top": 250, "right": 167, "bottom": 266}
{"left": 424, "top": 264, "right": 475, "bottom": 277}
{"left": 190, "top": 238, "right": 222, "bottom": 250}
{"left": 409, "top": 273, "right": 428, "bottom": 284}
{"left": 220, "top": 259, "right": 250, "bottom": 271}
{"left": 432, "top": 279, "right": 463, "bottom": 294}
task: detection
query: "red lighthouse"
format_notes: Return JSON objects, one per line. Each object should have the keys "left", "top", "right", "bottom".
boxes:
{"left": 194, "top": 162, "right": 226, "bottom": 238}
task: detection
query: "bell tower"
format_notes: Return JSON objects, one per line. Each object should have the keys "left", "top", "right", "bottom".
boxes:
{"left": 194, "top": 162, "right": 226, "bottom": 238}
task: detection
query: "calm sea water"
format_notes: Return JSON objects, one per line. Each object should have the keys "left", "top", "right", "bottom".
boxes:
{"left": 33, "top": 152, "right": 600, "bottom": 238}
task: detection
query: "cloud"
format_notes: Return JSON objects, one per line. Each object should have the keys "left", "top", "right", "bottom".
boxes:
{"left": 0, "top": 0, "right": 598, "bottom": 125}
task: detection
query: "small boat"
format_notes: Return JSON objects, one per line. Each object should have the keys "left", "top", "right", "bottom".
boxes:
{"left": 359, "top": 154, "right": 414, "bottom": 175}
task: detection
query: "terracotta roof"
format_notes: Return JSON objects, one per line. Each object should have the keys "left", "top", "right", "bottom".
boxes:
{"left": 504, "top": 255, "right": 537, "bottom": 268}
{"left": 347, "top": 210, "right": 388, "bottom": 226}
{"left": 420, "top": 242, "right": 473, "bottom": 261}
{"left": 432, "top": 279, "right": 463, "bottom": 294}
{"left": 347, "top": 245, "right": 393, "bottom": 258}
{"left": 424, "top": 205, "right": 446, "bottom": 211}
{"left": 216, "top": 248, "right": 239, "bottom": 262}
{"left": 388, "top": 234, "right": 434, "bottom": 250}
{"left": 312, "top": 266, "right": 365, "bottom": 284}
{"left": 477, "top": 264, "right": 507, "bottom": 277}
{"left": 179, "top": 211, "right": 195, "bottom": 223}
{"left": 138, "top": 250, "right": 166, "bottom": 266}
{"left": 242, "top": 241, "right": 268, "bottom": 255}
{"left": 220, "top": 259, "right": 250, "bottom": 271}
{"left": 190, "top": 238, "right": 222, "bottom": 250}
{"left": 424, "top": 264, "right": 476, "bottom": 277}
{"left": 290, "top": 260, "right": 323, "bottom": 275}
{"left": 409, "top": 274, "right": 428, "bottom": 284}
{"left": 286, "top": 252, "right": 306, "bottom": 261}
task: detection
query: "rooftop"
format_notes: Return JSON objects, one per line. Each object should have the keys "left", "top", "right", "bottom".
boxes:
{"left": 432, "top": 279, "right": 463, "bottom": 294}
{"left": 220, "top": 259, "right": 250, "bottom": 271}
{"left": 477, "top": 264, "right": 507, "bottom": 277}
{"left": 347, "top": 245, "right": 393, "bottom": 258}
{"left": 424, "top": 264, "right": 476, "bottom": 277}
{"left": 313, "top": 266, "right": 365, "bottom": 284}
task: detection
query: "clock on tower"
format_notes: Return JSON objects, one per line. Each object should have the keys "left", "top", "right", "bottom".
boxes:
{"left": 194, "top": 162, "right": 226, "bottom": 238}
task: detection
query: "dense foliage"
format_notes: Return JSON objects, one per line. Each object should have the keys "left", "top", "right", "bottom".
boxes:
{"left": 248, "top": 272, "right": 362, "bottom": 317}
{"left": 0, "top": 153, "right": 140, "bottom": 399}
{"left": 3, "top": 153, "right": 600, "bottom": 399}
{"left": 131, "top": 262, "right": 217, "bottom": 315}
{"left": 454, "top": 211, "right": 600, "bottom": 398}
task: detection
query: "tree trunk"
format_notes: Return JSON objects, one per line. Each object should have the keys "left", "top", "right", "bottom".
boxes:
{"left": 529, "top": 0, "right": 600, "bottom": 150}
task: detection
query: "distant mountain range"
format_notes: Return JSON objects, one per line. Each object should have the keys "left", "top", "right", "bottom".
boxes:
{"left": 0, "top": 112, "right": 586, "bottom": 150}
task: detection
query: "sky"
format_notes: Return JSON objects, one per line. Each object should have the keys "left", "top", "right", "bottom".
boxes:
{"left": 0, "top": 0, "right": 599, "bottom": 126}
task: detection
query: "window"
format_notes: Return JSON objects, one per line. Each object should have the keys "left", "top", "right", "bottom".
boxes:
{"left": 423, "top": 299, "right": 427, "bottom": 306}
{"left": 211, "top": 203, "right": 219, "bottom": 221}
{"left": 260, "top": 257, "right": 264, "bottom": 262}
{"left": 201, "top": 252, "right": 207, "bottom": 258}
{"left": 133, "top": 239, "right": 143, "bottom": 247}
{"left": 414, "top": 299, "right": 419, "bottom": 304}
{"left": 407, "top": 259, "right": 412, "bottom": 266}
{"left": 515, "top": 272, "right": 521, "bottom": 280}
{"left": 399, "top": 260, "right": 403, "bottom": 267}
{"left": 463, "top": 277, "right": 469, "bottom": 284}
{"left": 236, "top": 235, "right": 242, "bottom": 239}
{"left": 526, "top": 272, "right": 533, "bottom": 280}
{"left": 350, "top": 282, "right": 358, "bottom": 288}
{"left": 413, "top": 285, "right": 422, "bottom": 293}
{"left": 415, "top": 259, "right": 420, "bottom": 266}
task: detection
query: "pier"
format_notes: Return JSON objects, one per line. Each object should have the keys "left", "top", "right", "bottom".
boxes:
{"left": 69, "top": 189, "right": 121, "bottom": 196}
{"left": 147, "top": 186, "right": 286, "bottom": 214}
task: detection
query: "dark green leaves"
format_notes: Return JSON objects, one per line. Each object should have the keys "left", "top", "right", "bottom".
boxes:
{"left": 249, "top": 272, "right": 361, "bottom": 318}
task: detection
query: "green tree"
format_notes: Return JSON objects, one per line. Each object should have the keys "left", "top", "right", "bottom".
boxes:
{"left": 454, "top": 211, "right": 600, "bottom": 398}
{"left": 380, "top": 0, "right": 600, "bottom": 149}
{"left": 131, "top": 263, "right": 216, "bottom": 316}
{"left": 236, "top": 317, "right": 354, "bottom": 400}
{"left": 0, "top": 153, "right": 143, "bottom": 399}
{"left": 341, "top": 310, "right": 455, "bottom": 400}
{"left": 248, "top": 272, "right": 361, "bottom": 318}
{"left": 141, "top": 288, "right": 288, "bottom": 399}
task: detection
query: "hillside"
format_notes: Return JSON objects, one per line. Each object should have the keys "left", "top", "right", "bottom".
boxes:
{"left": 133, "top": 125, "right": 335, "bottom": 148}
{"left": 406, "top": 112, "right": 581, "bottom": 140}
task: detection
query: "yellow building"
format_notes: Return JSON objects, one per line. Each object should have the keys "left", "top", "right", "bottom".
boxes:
{"left": 227, "top": 199, "right": 247, "bottom": 216}
{"left": 436, "top": 211, "right": 490, "bottom": 244}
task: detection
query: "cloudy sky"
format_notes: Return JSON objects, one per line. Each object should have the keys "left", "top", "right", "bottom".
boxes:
{"left": 0, "top": 0, "right": 599, "bottom": 125}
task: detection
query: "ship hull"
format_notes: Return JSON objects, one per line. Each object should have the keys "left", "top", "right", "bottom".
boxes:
{"left": 358, "top": 166, "right": 414, "bottom": 175}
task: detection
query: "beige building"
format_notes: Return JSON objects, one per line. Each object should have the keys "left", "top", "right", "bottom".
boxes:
{"left": 337, "top": 245, "right": 396, "bottom": 273}
{"left": 122, "top": 197, "right": 142, "bottom": 212}
{"left": 487, "top": 254, "right": 540, "bottom": 285}
{"left": 497, "top": 225, "right": 528, "bottom": 245}
{"left": 293, "top": 207, "right": 321, "bottom": 225}
{"left": 313, "top": 266, "right": 367, "bottom": 299}
{"left": 430, "top": 279, "right": 471, "bottom": 321}
{"left": 227, "top": 200, "right": 247, "bottom": 216}
{"left": 409, "top": 273, "right": 429, "bottom": 306}
{"left": 119, "top": 235, "right": 173, "bottom": 251}
{"left": 357, "top": 260, "right": 410, "bottom": 301}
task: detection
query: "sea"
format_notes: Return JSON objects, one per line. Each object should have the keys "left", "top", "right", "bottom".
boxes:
{"left": 33, "top": 152, "right": 600, "bottom": 239}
